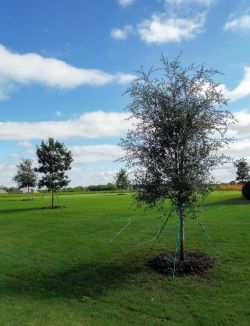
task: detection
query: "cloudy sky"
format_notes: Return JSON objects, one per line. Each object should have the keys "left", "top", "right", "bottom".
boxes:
{"left": 0, "top": 0, "right": 250, "bottom": 186}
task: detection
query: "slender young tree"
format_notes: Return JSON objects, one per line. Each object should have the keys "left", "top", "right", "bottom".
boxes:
{"left": 234, "top": 158, "right": 250, "bottom": 184}
{"left": 36, "top": 138, "right": 73, "bottom": 208}
{"left": 13, "top": 158, "right": 37, "bottom": 196}
{"left": 115, "top": 168, "right": 130, "bottom": 191}
{"left": 120, "top": 56, "right": 235, "bottom": 261}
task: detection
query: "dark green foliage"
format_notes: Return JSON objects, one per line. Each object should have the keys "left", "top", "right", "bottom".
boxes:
{"left": 87, "top": 183, "right": 117, "bottom": 191}
{"left": 35, "top": 137, "right": 73, "bottom": 207}
{"left": 61, "top": 186, "right": 86, "bottom": 192}
{"left": 242, "top": 182, "right": 250, "bottom": 200}
{"left": 121, "top": 55, "right": 235, "bottom": 260}
{"left": 1, "top": 186, "right": 14, "bottom": 193}
{"left": 234, "top": 158, "right": 250, "bottom": 184}
{"left": 115, "top": 169, "right": 130, "bottom": 191}
{"left": 13, "top": 158, "right": 37, "bottom": 193}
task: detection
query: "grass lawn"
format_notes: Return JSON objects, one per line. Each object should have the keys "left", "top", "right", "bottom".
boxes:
{"left": 0, "top": 191, "right": 249, "bottom": 325}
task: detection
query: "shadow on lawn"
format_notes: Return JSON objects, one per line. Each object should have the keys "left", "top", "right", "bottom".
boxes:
{"left": 205, "top": 197, "right": 250, "bottom": 207}
{"left": 1, "top": 258, "right": 143, "bottom": 300}
{"left": 0, "top": 207, "right": 46, "bottom": 215}
{"left": 0, "top": 196, "right": 46, "bottom": 203}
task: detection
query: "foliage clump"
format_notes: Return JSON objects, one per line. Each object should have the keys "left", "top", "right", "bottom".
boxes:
{"left": 242, "top": 182, "right": 250, "bottom": 200}
{"left": 13, "top": 158, "right": 37, "bottom": 195}
{"left": 36, "top": 138, "right": 73, "bottom": 208}
{"left": 234, "top": 158, "right": 250, "bottom": 184}
{"left": 115, "top": 169, "right": 130, "bottom": 191}
{"left": 121, "top": 55, "right": 235, "bottom": 261}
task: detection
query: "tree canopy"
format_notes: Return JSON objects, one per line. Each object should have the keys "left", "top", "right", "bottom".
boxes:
{"left": 13, "top": 158, "right": 37, "bottom": 194}
{"left": 234, "top": 158, "right": 250, "bottom": 184}
{"left": 120, "top": 55, "right": 235, "bottom": 260}
{"left": 115, "top": 169, "right": 130, "bottom": 191}
{"left": 36, "top": 138, "right": 73, "bottom": 207}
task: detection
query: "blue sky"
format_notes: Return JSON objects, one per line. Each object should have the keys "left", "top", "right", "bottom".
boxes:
{"left": 0, "top": 0, "right": 250, "bottom": 186}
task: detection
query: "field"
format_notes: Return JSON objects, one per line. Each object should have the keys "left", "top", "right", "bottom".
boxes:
{"left": 0, "top": 191, "right": 249, "bottom": 325}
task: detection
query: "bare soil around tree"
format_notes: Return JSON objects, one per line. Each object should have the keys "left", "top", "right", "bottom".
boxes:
{"left": 41, "top": 205, "right": 65, "bottom": 209}
{"left": 148, "top": 251, "right": 215, "bottom": 276}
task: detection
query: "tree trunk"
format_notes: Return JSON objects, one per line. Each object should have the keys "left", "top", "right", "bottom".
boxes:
{"left": 28, "top": 185, "right": 30, "bottom": 200}
{"left": 52, "top": 189, "right": 54, "bottom": 208}
{"left": 179, "top": 208, "right": 185, "bottom": 261}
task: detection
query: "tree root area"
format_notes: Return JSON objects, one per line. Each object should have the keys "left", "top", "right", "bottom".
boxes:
{"left": 148, "top": 251, "right": 215, "bottom": 276}
{"left": 41, "top": 205, "right": 65, "bottom": 209}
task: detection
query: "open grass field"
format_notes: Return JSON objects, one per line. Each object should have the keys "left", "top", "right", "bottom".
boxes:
{"left": 0, "top": 191, "right": 249, "bottom": 325}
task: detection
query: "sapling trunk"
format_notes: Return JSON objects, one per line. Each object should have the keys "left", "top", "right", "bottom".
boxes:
{"left": 52, "top": 189, "right": 54, "bottom": 208}
{"left": 179, "top": 208, "right": 185, "bottom": 261}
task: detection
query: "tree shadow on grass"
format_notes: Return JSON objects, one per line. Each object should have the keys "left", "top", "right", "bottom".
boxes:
{"left": 205, "top": 197, "right": 250, "bottom": 207}
{"left": 0, "top": 207, "right": 47, "bottom": 215}
{"left": 0, "top": 259, "right": 142, "bottom": 301}
{"left": 0, "top": 199, "right": 35, "bottom": 203}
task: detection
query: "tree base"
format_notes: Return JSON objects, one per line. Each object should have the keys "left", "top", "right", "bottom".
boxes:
{"left": 41, "top": 205, "right": 64, "bottom": 209}
{"left": 148, "top": 251, "right": 215, "bottom": 276}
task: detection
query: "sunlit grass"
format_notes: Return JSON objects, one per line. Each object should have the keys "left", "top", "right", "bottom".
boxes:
{"left": 0, "top": 191, "right": 249, "bottom": 325}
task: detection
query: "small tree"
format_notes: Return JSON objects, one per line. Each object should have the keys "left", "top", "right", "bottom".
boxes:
{"left": 13, "top": 158, "right": 37, "bottom": 197}
{"left": 115, "top": 169, "right": 130, "bottom": 191}
{"left": 234, "top": 158, "right": 250, "bottom": 184}
{"left": 36, "top": 138, "right": 73, "bottom": 208}
{"left": 120, "top": 56, "right": 235, "bottom": 261}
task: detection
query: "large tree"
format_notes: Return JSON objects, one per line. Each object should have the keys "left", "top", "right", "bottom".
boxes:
{"left": 36, "top": 138, "right": 73, "bottom": 208}
{"left": 13, "top": 158, "right": 37, "bottom": 196}
{"left": 115, "top": 168, "right": 130, "bottom": 191}
{"left": 120, "top": 56, "right": 235, "bottom": 261}
{"left": 234, "top": 158, "right": 250, "bottom": 184}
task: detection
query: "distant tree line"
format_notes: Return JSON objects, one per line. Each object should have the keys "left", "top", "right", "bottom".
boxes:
{"left": 11, "top": 137, "right": 73, "bottom": 208}
{"left": 60, "top": 183, "right": 118, "bottom": 192}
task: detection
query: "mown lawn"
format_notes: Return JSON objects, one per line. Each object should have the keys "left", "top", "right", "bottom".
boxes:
{"left": 0, "top": 191, "right": 249, "bottom": 325}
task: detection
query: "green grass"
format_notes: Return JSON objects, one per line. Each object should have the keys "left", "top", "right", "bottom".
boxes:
{"left": 0, "top": 191, "right": 249, "bottom": 325}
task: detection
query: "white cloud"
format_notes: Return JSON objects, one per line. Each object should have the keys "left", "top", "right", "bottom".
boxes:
{"left": 68, "top": 167, "right": 119, "bottom": 186}
{"left": 220, "top": 67, "right": 250, "bottom": 102}
{"left": 137, "top": 14, "right": 205, "bottom": 44}
{"left": 222, "top": 138, "right": 250, "bottom": 157}
{"left": 166, "top": 0, "right": 214, "bottom": 6}
{"left": 0, "top": 77, "right": 16, "bottom": 100}
{"left": 16, "top": 141, "right": 33, "bottom": 147}
{"left": 212, "top": 164, "right": 236, "bottom": 183}
{"left": 118, "top": 0, "right": 135, "bottom": 8}
{"left": 212, "top": 110, "right": 250, "bottom": 182}
{"left": 228, "top": 111, "right": 250, "bottom": 138}
{"left": 1, "top": 108, "right": 250, "bottom": 186}
{"left": 0, "top": 161, "right": 120, "bottom": 187}
{"left": 55, "top": 110, "right": 64, "bottom": 117}
{"left": 0, "top": 44, "right": 135, "bottom": 99}
{"left": 111, "top": 25, "right": 133, "bottom": 40}
{"left": 224, "top": 14, "right": 250, "bottom": 32}
{"left": 0, "top": 163, "right": 17, "bottom": 186}
{"left": 0, "top": 111, "right": 133, "bottom": 141}
{"left": 15, "top": 143, "right": 124, "bottom": 165}
{"left": 213, "top": 137, "right": 250, "bottom": 183}
{"left": 71, "top": 144, "right": 123, "bottom": 163}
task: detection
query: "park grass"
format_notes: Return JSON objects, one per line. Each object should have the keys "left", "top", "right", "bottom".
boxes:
{"left": 0, "top": 191, "right": 249, "bottom": 325}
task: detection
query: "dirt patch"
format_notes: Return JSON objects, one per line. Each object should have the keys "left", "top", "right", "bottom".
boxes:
{"left": 148, "top": 251, "right": 215, "bottom": 276}
{"left": 41, "top": 205, "right": 65, "bottom": 209}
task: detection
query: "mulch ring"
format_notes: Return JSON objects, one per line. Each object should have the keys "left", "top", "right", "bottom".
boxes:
{"left": 41, "top": 205, "right": 65, "bottom": 209}
{"left": 147, "top": 251, "right": 215, "bottom": 276}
